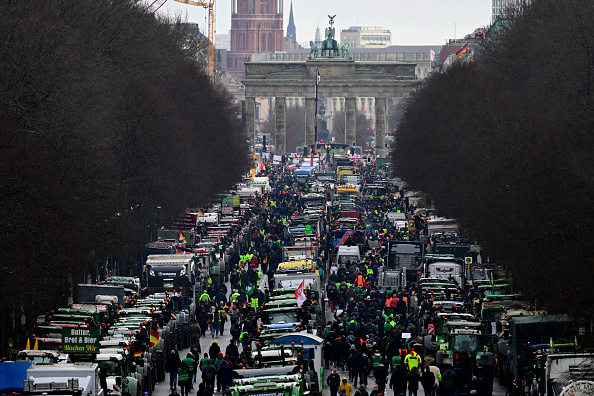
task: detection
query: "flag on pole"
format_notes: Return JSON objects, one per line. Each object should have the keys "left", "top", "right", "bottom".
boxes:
{"left": 456, "top": 45, "right": 468, "bottom": 59}
{"left": 430, "top": 49, "right": 435, "bottom": 62}
{"left": 295, "top": 280, "right": 306, "bottom": 307}
{"left": 149, "top": 325, "right": 160, "bottom": 348}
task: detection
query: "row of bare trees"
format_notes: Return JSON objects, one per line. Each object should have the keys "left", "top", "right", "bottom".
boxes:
{"left": 393, "top": 0, "right": 594, "bottom": 328}
{"left": 0, "top": 0, "right": 248, "bottom": 352}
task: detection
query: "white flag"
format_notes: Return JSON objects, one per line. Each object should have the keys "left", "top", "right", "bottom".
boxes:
{"left": 295, "top": 280, "right": 306, "bottom": 307}
{"left": 430, "top": 49, "right": 435, "bottom": 62}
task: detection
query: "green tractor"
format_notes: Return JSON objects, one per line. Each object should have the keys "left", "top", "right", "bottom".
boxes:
{"left": 435, "top": 327, "right": 495, "bottom": 395}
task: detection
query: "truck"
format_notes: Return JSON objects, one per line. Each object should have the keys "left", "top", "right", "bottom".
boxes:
{"left": 334, "top": 245, "right": 360, "bottom": 266}
{"left": 504, "top": 315, "right": 575, "bottom": 396}
{"left": 301, "top": 193, "right": 325, "bottom": 210}
{"left": 542, "top": 353, "right": 594, "bottom": 396}
{"left": 378, "top": 240, "right": 424, "bottom": 288}
{"left": 363, "top": 184, "right": 387, "bottom": 201}
{"left": 144, "top": 254, "right": 195, "bottom": 297}
{"left": 424, "top": 255, "right": 465, "bottom": 286}
{"left": 156, "top": 228, "right": 194, "bottom": 247}
{"left": 102, "top": 276, "right": 142, "bottom": 295}
{"left": 77, "top": 284, "right": 126, "bottom": 306}
{"left": 95, "top": 352, "right": 142, "bottom": 396}
{"left": 273, "top": 273, "right": 325, "bottom": 332}
{"left": 22, "top": 362, "right": 105, "bottom": 396}
{"left": 281, "top": 245, "right": 318, "bottom": 262}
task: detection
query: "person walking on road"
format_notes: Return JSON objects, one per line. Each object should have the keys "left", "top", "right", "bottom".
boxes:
{"left": 166, "top": 350, "right": 181, "bottom": 390}
{"left": 208, "top": 340, "right": 220, "bottom": 360}
{"left": 217, "top": 360, "right": 232, "bottom": 393}
{"left": 338, "top": 377, "right": 354, "bottom": 396}
{"left": 178, "top": 354, "right": 195, "bottom": 396}
{"left": 211, "top": 306, "right": 221, "bottom": 337}
{"left": 442, "top": 368, "right": 458, "bottom": 396}
{"left": 349, "top": 349, "right": 367, "bottom": 387}
{"left": 406, "top": 366, "right": 421, "bottom": 396}
{"left": 219, "top": 306, "right": 228, "bottom": 335}
{"left": 390, "top": 364, "right": 407, "bottom": 396}
{"left": 373, "top": 363, "right": 389, "bottom": 393}
{"left": 201, "top": 359, "right": 217, "bottom": 396}
{"left": 197, "top": 308, "right": 209, "bottom": 337}
{"left": 421, "top": 366, "right": 437, "bottom": 396}
{"left": 404, "top": 348, "right": 422, "bottom": 372}
{"left": 327, "top": 369, "right": 341, "bottom": 396}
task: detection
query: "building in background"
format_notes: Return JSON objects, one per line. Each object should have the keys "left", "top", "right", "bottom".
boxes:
{"left": 340, "top": 26, "right": 392, "bottom": 49}
{"left": 215, "top": 33, "right": 231, "bottom": 51}
{"left": 314, "top": 24, "right": 322, "bottom": 47}
{"left": 227, "top": 0, "right": 285, "bottom": 82}
{"left": 492, "top": 0, "right": 528, "bottom": 21}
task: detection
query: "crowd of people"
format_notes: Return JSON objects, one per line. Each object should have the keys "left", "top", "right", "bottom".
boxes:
{"left": 161, "top": 161, "right": 467, "bottom": 396}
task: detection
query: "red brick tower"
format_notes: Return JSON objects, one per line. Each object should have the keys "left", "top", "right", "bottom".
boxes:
{"left": 228, "top": 0, "right": 285, "bottom": 82}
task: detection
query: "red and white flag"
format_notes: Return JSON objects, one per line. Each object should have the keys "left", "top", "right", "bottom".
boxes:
{"left": 295, "top": 280, "right": 306, "bottom": 307}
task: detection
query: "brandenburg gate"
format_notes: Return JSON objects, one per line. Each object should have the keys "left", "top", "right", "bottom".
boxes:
{"left": 243, "top": 58, "right": 417, "bottom": 156}
{"left": 243, "top": 16, "right": 418, "bottom": 156}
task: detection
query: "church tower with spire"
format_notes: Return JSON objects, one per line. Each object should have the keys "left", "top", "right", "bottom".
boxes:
{"left": 287, "top": 1, "right": 297, "bottom": 42}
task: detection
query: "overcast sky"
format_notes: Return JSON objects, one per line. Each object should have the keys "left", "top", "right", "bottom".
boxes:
{"left": 156, "top": 0, "right": 492, "bottom": 46}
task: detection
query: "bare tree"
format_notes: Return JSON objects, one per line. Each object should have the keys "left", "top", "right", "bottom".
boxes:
{"left": 392, "top": 0, "right": 594, "bottom": 337}
{"left": 0, "top": 0, "right": 249, "bottom": 352}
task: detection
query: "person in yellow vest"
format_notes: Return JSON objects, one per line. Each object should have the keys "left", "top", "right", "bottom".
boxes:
{"left": 404, "top": 348, "right": 423, "bottom": 371}
{"left": 199, "top": 290, "right": 211, "bottom": 305}
{"left": 230, "top": 290, "right": 240, "bottom": 306}
{"left": 256, "top": 268, "right": 263, "bottom": 287}
{"left": 250, "top": 296, "right": 259, "bottom": 311}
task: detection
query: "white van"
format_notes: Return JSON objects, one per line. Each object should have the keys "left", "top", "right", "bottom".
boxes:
{"left": 335, "top": 245, "right": 361, "bottom": 265}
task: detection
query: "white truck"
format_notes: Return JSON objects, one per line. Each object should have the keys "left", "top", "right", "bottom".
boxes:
{"left": 426, "top": 258, "right": 464, "bottom": 286}
{"left": 23, "top": 362, "right": 104, "bottom": 396}
{"left": 335, "top": 246, "right": 360, "bottom": 266}
{"left": 544, "top": 353, "right": 594, "bottom": 396}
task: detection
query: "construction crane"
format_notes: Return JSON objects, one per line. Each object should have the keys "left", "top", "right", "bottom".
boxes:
{"left": 147, "top": 0, "right": 216, "bottom": 78}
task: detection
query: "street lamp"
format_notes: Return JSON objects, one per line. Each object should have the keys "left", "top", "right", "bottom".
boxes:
{"left": 311, "top": 69, "right": 320, "bottom": 167}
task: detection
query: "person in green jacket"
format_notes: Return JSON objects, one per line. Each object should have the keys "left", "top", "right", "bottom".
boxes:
{"left": 178, "top": 353, "right": 195, "bottom": 396}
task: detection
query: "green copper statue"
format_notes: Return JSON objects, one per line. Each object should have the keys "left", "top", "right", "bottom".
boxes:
{"left": 309, "top": 41, "right": 318, "bottom": 58}
{"left": 341, "top": 41, "right": 350, "bottom": 58}
{"left": 320, "top": 14, "right": 339, "bottom": 57}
